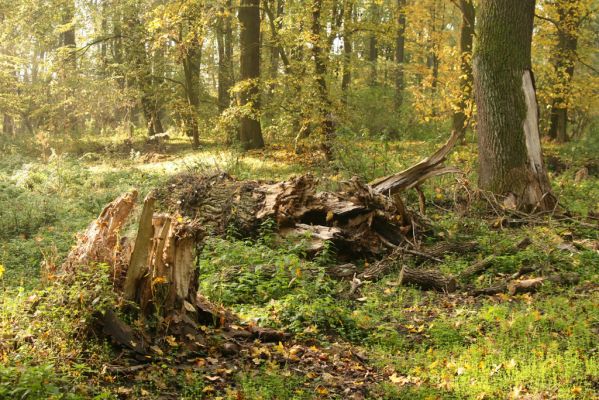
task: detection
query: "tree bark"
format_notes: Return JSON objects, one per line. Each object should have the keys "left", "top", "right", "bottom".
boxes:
{"left": 547, "top": 0, "right": 580, "bottom": 143}
{"left": 310, "top": 0, "right": 335, "bottom": 160}
{"left": 394, "top": 0, "right": 406, "bottom": 111}
{"left": 238, "top": 0, "right": 264, "bottom": 150}
{"left": 473, "top": 0, "right": 555, "bottom": 211}
{"left": 452, "top": 0, "right": 475, "bottom": 138}
{"left": 217, "top": 0, "right": 234, "bottom": 113}
{"left": 367, "top": 3, "right": 379, "bottom": 86}
{"left": 183, "top": 36, "right": 203, "bottom": 149}
{"left": 399, "top": 266, "right": 457, "bottom": 293}
{"left": 341, "top": 0, "right": 353, "bottom": 102}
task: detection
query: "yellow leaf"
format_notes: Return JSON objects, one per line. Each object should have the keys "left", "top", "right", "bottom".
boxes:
{"left": 326, "top": 211, "right": 334, "bottom": 223}
{"left": 315, "top": 386, "right": 328, "bottom": 395}
{"left": 153, "top": 276, "right": 168, "bottom": 285}
{"left": 165, "top": 335, "right": 178, "bottom": 347}
{"left": 0, "top": 264, "right": 4, "bottom": 279}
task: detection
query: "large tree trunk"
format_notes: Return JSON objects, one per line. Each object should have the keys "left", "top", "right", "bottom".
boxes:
{"left": 310, "top": 0, "right": 335, "bottom": 160}
{"left": 238, "top": 0, "right": 264, "bottom": 150}
{"left": 452, "top": 0, "right": 475, "bottom": 138}
{"left": 341, "top": 0, "right": 353, "bottom": 102}
{"left": 547, "top": 0, "right": 579, "bottom": 143}
{"left": 367, "top": 3, "right": 379, "bottom": 87}
{"left": 394, "top": 0, "right": 406, "bottom": 111}
{"left": 473, "top": 0, "right": 555, "bottom": 211}
{"left": 183, "top": 36, "right": 202, "bottom": 149}
{"left": 217, "top": 0, "right": 234, "bottom": 113}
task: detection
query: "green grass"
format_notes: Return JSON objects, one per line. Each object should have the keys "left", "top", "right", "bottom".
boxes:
{"left": 0, "top": 129, "right": 598, "bottom": 399}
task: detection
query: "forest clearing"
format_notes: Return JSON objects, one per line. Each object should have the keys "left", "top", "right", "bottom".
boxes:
{"left": 0, "top": 0, "right": 598, "bottom": 399}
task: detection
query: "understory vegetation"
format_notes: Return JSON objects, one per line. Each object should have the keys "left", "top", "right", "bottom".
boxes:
{"left": 1, "top": 128, "right": 597, "bottom": 399}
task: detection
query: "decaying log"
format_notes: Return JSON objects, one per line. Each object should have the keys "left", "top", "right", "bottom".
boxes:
{"left": 422, "top": 241, "right": 479, "bottom": 258}
{"left": 357, "top": 240, "right": 478, "bottom": 282}
{"left": 459, "top": 238, "right": 532, "bottom": 280}
{"left": 359, "top": 247, "right": 404, "bottom": 280}
{"left": 370, "top": 131, "right": 461, "bottom": 195}
{"left": 98, "top": 310, "right": 147, "bottom": 354}
{"left": 156, "top": 173, "right": 415, "bottom": 258}
{"left": 508, "top": 272, "right": 580, "bottom": 295}
{"left": 398, "top": 266, "right": 458, "bottom": 292}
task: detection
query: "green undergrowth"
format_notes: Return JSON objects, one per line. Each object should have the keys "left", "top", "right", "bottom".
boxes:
{"left": 1, "top": 131, "right": 598, "bottom": 399}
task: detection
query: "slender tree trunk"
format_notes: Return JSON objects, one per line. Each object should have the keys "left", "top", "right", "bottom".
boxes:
{"left": 452, "top": 0, "right": 475, "bottom": 138}
{"left": 548, "top": 0, "right": 579, "bottom": 143}
{"left": 3, "top": 114, "right": 14, "bottom": 136}
{"left": 474, "top": 0, "right": 554, "bottom": 211}
{"left": 341, "top": 0, "right": 353, "bottom": 102}
{"left": 217, "top": 0, "right": 234, "bottom": 113}
{"left": 368, "top": 3, "right": 378, "bottom": 86}
{"left": 238, "top": 0, "right": 264, "bottom": 149}
{"left": 311, "top": 0, "right": 335, "bottom": 160}
{"left": 183, "top": 36, "right": 203, "bottom": 149}
{"left": 394, "top": 0, "right": 406, "bottom": 111}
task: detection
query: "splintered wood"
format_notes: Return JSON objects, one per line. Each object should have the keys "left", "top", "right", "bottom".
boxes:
{"left": 62, "top": 190, "right": 138, "bottom": 273}
{"left": 156, "top": 173, "right": 416, "bottom": 258}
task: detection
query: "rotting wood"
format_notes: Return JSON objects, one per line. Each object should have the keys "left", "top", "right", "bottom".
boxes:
{"left": 398, "top": 266, "right": 458, "bottom": 293}
{"left": 459, "top": 237, "right": 532, "bottom": 280}
{"left": 508, "top": 272, "right": 580, "bottom": 295}
{"left": 63, "top": 191, "right": 138, "bottom": 272}
{"left": 123, "top": 194, "right": 156, "bottom": 299}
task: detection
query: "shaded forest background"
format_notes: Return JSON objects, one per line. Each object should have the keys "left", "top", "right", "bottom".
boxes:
{"left": 0, "top": 0, "right": 597, "bottom": 151}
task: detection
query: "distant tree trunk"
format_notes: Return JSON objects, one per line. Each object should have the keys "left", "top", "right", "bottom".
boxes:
{"left": 238, "top": 0, "right": 264, "bottom": 149}
{"left": 341, "top": 0, "right": 353, "bottom": 102}
{"left": 3, "top": 114, "right": 14, "bottom": 135}
{"left": 311, "top": 0, "right": 335, "bottom": 160}
{"left": 61, "top": 2, "right": 77, "bottom": 69}
{"left": 394, "top": 0, "right": 406, "bottom": 111}
{"left": 474, "top": 0, "right": 554, "bottom": 211}
{"left": 368, "top": 3, "right": 379, "bottom": 86}
{"left": 60, "top": 1, "right": 78, "bottom": 133}
{"left": 548, "top": 0, "right": 579, "bottom": 143}
{"left": 269, "top": 0, "right": 283, "bottom": 81}
{"left": 217, "top": 0, "right": 234, "bottom": 113}
{"left": 452, "top": 0, "right": 475, "bottom": 138}
{"left": 183, "top": 36, "right": 203, "bottom": 149}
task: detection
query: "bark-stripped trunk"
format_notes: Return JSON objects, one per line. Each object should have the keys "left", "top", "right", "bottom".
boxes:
{"left": 474, "top": 0, "right": 554, "bottom": 211}
{"left": 183, "top": 37, "right": 202, "bottom": 149}
{"left": 341, "top": 0, "right": 353, "bottom": 102}
{"left": 548, "top": 0, "right": 579, "bottom": 143}
{"left": 238, "top": 0, "right": 264, "bottom": 150}
{"left": 217, "top": 0, "right": 234, "bottom": 113}
{"left": 394, "top": 0, "right": 406, "bottom": 111}
{"left": 311, "top": 0, "right": 335, "bottom": 160}
{"left": 452, "top": 0, "right": 475, "bottom": 137}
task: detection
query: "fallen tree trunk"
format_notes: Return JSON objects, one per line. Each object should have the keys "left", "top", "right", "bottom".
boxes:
{"left": 155, "top": 173, "right": 417, "bottom": 258}
{"left": 398, "top": 266, "right": 458, "bottom": 293}
{"left": 61, "top": 133, "right": 465, "bottom": 348}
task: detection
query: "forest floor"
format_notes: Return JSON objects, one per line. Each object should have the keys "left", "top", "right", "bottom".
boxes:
{"left": 0, "top": 131, "right": 598, "bottom": 399}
